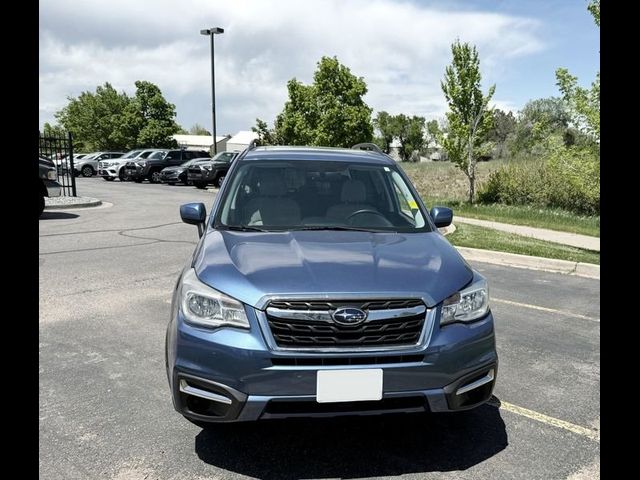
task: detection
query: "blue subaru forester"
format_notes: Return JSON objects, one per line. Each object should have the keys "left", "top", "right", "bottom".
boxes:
{"left": 166, "top": 143, "right": 497, "bottom": 425}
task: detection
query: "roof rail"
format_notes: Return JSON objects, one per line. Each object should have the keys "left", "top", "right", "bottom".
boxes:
{"left": 247, "top": 138, "right": 260, "bottom": 150}
{"left": 351, "top": 142, "right": 383, "bottom": 154}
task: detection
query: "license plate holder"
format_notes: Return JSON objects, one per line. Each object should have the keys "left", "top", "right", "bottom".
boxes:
{"left": 316, "top": 369, "right": 383, "bottom": 403}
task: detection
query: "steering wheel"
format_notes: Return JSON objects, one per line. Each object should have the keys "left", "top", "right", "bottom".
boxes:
{"left": 346, "top": 209, "right": 392, "bottom": 226}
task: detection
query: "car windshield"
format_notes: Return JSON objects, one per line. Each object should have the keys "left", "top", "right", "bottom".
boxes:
{"left": 147, "top": 151, "right": 166, "bottom": 160}
{"left": 122, "top": 150, "right": 143, "bottom": 159}
{"left": 212, "top": 152, "right": 236, "bottom": 163}
{"left": 215, "top": 160, "right": 431, "bottom": 233}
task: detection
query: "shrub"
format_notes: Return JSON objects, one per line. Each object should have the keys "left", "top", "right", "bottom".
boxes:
{"left": 478, "top": 145, "right": 599, "bottom": 215}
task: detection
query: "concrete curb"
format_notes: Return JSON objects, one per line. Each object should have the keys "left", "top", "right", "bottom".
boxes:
{"left": 44, "top": 197, "right": 102, "bottom": 210}
{"left": 456, "top": 246, "right": 600, "bottom": 279}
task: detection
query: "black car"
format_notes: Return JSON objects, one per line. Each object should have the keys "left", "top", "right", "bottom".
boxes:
{"left": 187, "top": 151, "right": 239, "bottom": 189}
{"left": 39, "top": 157, "right": 62, "bottom": 217}
{"left": 160, "top": 157, "right": 212, "bottom": 185}
{"left": 124, "top": 149, "right": 209, "bottom": 183}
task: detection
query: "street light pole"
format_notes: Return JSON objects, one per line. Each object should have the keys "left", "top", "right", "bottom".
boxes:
{"left": 200, "top": 27, "right": 224, "bottom": 155}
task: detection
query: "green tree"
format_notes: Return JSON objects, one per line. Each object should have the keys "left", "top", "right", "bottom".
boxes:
{"left": 394, "top": 114, "right": 426, "bottom": 162}
{"left": 373, "top": 111, "right": 395, "bottom": 153}
{"left": 555, "top": 1, "right": 599, "bottom": 140}
{"left": 42, "top": 122, "right": 67, "bottom": 138}
{"left": 511, "top": 97, "right": 572, "bottom": 156}
{"left": 252, "top": 118, "right": 279, "bottom": 145}
{"left": 122, "top": 80, "right": 180, "bottom": 148}
{"left": 441, "top": 40, "right": 495, "bottom": 203}
{"left": 274, "top": 56, "right": 373, "bottom": 147}
{"left": 188, "top": 123, "right": 211, "bottom": 136}
{"left": 55, "top": 82, "right": 131, "bottom": 151}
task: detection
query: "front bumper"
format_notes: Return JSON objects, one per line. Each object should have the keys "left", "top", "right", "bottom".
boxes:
{"left": 167, "top": 305, "right": 498, "bottom": 422}
{"left": 99, "top": 168, "right": 118, "bottom": 178}
{"left": 160, "top": 171, "right": 186, "bottom": 183}
{"left": 124, "top": 165, "right": 145, "bottom": 180}
{"left": 43, "top": 179, "right": 62, "bottom": 197}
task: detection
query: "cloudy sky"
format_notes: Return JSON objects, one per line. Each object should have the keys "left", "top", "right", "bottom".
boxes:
{"left": 39, "top": 0, "right": 599, "bottom": 135}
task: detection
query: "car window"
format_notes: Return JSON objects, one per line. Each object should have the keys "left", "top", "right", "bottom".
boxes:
{"left": 216, "top": 160, "right": 429, "bottom": 232}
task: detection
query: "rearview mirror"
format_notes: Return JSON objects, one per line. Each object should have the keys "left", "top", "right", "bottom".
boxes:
{"left": 180, "top": 202, "right": 207, "bottom": 237}
{"left": 430, "top": 206, "right": 453, "bottom": 228}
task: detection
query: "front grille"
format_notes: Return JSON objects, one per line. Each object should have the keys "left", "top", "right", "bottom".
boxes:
{"left": 271, "top": 354, "right": 424, "bottom": 366}
{"left": 269, "top": 299, "right": 423, "bottom": 311}
{"left": 265, "top": 299, "right": 426, "bottom": 349}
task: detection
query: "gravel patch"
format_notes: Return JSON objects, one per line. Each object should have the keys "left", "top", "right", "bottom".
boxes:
{"left": 45, "top": 196, "right": 102, "bottom": 209}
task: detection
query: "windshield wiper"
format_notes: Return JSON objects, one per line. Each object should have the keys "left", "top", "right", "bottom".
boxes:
{"left": 296, "top": 226, "right": 390, "bottom": 233}
{"left": 220, "top": 225, "right": 268, "bottom": 232}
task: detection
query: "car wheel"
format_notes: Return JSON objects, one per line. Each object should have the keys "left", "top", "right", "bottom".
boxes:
{"left": 119, "top": 169, "right": 127, "bottom": 181}
{"left": 81, "top": 165, "right": 94, "bottom": 177}
{"left": 194, "top": 181, "right": 207, "bottom": 189}
{"left": 215, "top": 175, "right": 225, "bottom": 188}
{"left": 150, "top": 171, "right": 162, "bottom": 184}
{"left": 39, "top": 193, "right": 45, "bottom": 217}
{"left": 104, "top": 177, "right": 114, "bottom": 181}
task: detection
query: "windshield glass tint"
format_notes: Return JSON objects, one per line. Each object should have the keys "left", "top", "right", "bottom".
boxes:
{"left": 213, "top": 152, "right": 235, "bottom": 163}
{"left": 216, "top": 160, "right": 429, "bottom": 232}
{"left": 122, "top": 150, "right": 142, "bottom": 159}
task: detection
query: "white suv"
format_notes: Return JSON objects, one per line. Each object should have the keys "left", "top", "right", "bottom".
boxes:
{"left": 99, "top": 149, "right": 166, "bottom": 181}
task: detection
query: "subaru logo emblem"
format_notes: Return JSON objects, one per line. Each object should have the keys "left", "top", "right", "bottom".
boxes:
{"left": 332, "top": 307, "right": 367, "bottom": 326}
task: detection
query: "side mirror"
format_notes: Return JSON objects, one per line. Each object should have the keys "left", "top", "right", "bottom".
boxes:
{"left": 180, "top": 202, "right": 207, "bottom": 237}
{"left": 430, "top": 206, "right": 453, "bottom": 228}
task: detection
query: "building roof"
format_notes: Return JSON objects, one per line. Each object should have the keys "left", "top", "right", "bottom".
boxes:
{"left": 243, "top": 146, "right": 396, "bottom": 165}
{"left": 172, "top": 134, "right": 229, "bottom": 146}
{"left": 227, "top": 130, "right": 259, "bottom": 145}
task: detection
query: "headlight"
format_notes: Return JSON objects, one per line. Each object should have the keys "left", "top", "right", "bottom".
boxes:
{"left": 47, "top": 170, "right": 57, "bottom": 181}
{"left": 136, "top": 161, "right": 147, "bottom": 167}
{"left": 180, "top": 268, "right": 249, "bottom": 329}
{"left": 440, "top": 277, "right": 489, "bottom": 325}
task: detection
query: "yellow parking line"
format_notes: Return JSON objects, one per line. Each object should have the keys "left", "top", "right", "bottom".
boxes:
{"left": 489, "top": 398, "right": 599, "bottom": 441}
{"left": 493, "top": 298, "right": 599, "bottom": 322}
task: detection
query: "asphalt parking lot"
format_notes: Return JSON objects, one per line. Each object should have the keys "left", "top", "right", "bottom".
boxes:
{"left": 39, "top": 177, "right": 600, "bottom": 480}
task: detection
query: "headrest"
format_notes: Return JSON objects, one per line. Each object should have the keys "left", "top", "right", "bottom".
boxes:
{"left": 340, "top": 179, "right": 367, "bottom": 203}
{"left": 259, "top": 172, "right": 287, "bottom": 196}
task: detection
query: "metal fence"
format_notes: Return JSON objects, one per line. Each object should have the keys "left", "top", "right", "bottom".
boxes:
{"left": 39, "top": 131, "right": 77, "bottom": 197}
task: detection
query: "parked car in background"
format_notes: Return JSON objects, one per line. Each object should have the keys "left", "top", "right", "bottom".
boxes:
{"left": 160, "top": 157, "right": 211, "bottom": 185}
{"left": 166, "top": 143, "right": 497, "bottom": 425}
{"left": 39, "top": 157, "right": 62, "bottom": 217}
{"left": 124, "top": 149, "right": 209, "bottom": 183}
{"left": 187, "top": 151, "right": 239, "bottom": 189}
{"left": 74, "top": 151, "right": 125, "bottom": 177}
{"left": 99, "top": 149, "right": 165, "bottom": 181}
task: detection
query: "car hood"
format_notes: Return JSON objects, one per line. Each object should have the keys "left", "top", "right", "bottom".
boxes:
{"left": 162, "top": 166, "right": 185, "bottom": 172}
{"left": 193, "top": 230, "right": 473, "bottom": 309}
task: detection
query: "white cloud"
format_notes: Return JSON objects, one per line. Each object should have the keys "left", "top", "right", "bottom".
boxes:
{"left": 39, "top": 0, "right": 545, "bottom": 133}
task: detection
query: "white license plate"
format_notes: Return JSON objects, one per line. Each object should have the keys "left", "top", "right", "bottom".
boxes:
{"left": 316, "top": 369, "right": 383, "bottom": 403}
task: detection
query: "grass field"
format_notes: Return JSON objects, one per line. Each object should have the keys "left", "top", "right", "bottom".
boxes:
{"left": 447, "top": 223, "right": 600, "bottom": 265}
{"left": 399, "top": 160, "right": 600, "bottom": 237}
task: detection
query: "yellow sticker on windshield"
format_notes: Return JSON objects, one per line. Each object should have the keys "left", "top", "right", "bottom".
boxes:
{"left": 408, "top": 200, "right": 418, "bottom": 209}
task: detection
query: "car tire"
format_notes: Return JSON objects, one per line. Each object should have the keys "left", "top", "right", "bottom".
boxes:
{"left": 104, "top": 177, "right": 114, "bottom": 181}
{"left": 119, "top": 169, "right": 127, "bottom": 182}
{"left": 39, "top": 193, "right": 45, "bottom": 217}
{"left": 215, "top": 175, "right": 225, "bottom": 188}
{"left": 194, "top": 181, "right": 207, "bottom": 189}
{"left": 81, "top": 165, "right": 94, "bottom": 177}
{"left": 150, "top": 171, "right": 162, "bottom": 184}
